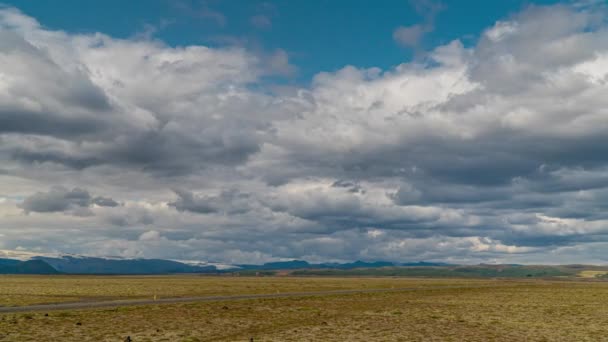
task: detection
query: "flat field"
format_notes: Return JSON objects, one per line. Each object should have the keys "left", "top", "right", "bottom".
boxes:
{"left": 1, "top": 276, "right": 608, "bottom": 341}
{"left": 0, "top": 275, "right": 490, "bottom": 307}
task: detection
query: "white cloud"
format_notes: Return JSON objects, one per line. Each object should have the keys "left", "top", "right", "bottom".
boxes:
{"left": 485, "top": 21, "right": 518, "bottom": 42}
{"left": 2, "top": 4, "right": 608, "bottom": 264}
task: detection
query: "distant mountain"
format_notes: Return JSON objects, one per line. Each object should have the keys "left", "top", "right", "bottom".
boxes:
{"left": 291, "top": 264, "right": 575, "bottom": 278}
{"left": 399, "top": 261, "right": 452, "bottom": 267}
{"left": 242, "top": 260, "right": 312, "bottom": 270}
{"left": 0, "top": 249, "right": 455, "bottom": 275}
{"left": 0, "top": 258, "right": 21, "bottom": 267}
{"left": 0, "top": 259, "right": 59, "bottom": 274}
{"left": 237, "top": 260, "right": 305, "bottom": 270}
{"left": 33, "top": 256, "right": 218, "bottom": 275}
{"left": 172, "top": 259, "right": 239, "bottom": 271}
{"left": 236, "top": 260, "right": 450, "bottom": 271}
{"left": 333, "top": 261, "right": 395, "bottom": 269}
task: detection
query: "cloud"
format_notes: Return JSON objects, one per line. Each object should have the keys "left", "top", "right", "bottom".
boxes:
{"left": 393, "top": 25, "right": 427, "bottom": 48}
{"left": 198, "top": 7, "right": 226, "bottom": 27}
{"left": 250, "top": 15, "right": 272, "bottom": 29}
{"left": 265, "top": 49, "right": 298, "bottom": 76}
{"left": 3, "top": 4, "right": 608, "bottom": 264}
{"left": 0, "top": 8, "right": 271, "bottom": 176}
{"left": 169, "top": 189, "right": 254, "bottom": 215}
{"left": 172, "top": 0, "right": 226, "bottom": 27}
{"left": 410, "top": 0, "right": 445, "bottom": 21}
{"left": 91, "top": 196, "right": 119, "bottom": 207}
{"left": 250, "top": 2, "right": 277, "bottom": 30}
{"left": 393, "top": 0, "right": 445, "bottom": 49}
{"left": 19, "top": 186, "right": 119, "bottom": 214}
{"left": 170, "top": 189, "right": 219, "bottom": 214}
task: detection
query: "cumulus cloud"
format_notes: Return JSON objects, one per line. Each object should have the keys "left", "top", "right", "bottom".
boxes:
{"left": 3, "top": 4, "right": 608, "bottom": 264}
{"left": 170, "top": 189, "right": 255, "bottom": 215}
{"left": 19, "top": 186, "right": 119, "bottom": 214}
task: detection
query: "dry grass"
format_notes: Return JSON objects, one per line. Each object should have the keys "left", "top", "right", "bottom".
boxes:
{"left": 0, "top": 275, "right": 491, "bottom": 307}
{"left": 578, "top": 270, "right": 608, "bottom": 278}
{"left": 1, "top": 277, "right": 608, "bottom": 341}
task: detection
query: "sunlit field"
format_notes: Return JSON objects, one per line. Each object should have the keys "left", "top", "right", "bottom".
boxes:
{"left": 1, "top": 276, "right": 608, "bottom": 341}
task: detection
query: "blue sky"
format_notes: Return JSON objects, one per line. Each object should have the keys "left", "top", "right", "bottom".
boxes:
{"left": 8, "top": 0, "right": 561, "bottom": 81}
{"left": 3, "top": 1, "right": 608, "bottom": 264}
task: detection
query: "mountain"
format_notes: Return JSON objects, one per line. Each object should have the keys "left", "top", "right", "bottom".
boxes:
{"left": 34, "top": 256, "right": 218, "bottom": 275}
{"left": 258, "top": 260, "right": 312, "bottom": 270}
{"left": 399, "top": 261, "right": 452, "bottom": 267}
{"left": 174, "top": 259, "right": 239, "bottom": 271}
{"left": 0, "top": 258, "right": 21, "bottom": 267}
{"left": 237, "top": 260, "right": 309, "bottom": 270}
{"left": 0, "top": 259, "right": 60, "bottom": 274}
{"left": 332, "top": 261, "right": 395, "bottom": 269}
{"left": 236, "top": 260, "right": 449, "bottom": 271}
{"left": 0, "top": 249, "right": 453, "bottom": 275}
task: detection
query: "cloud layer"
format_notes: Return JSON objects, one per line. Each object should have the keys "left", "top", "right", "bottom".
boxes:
{"left": 2, "top": 4, "right": 608, "bottom": 264}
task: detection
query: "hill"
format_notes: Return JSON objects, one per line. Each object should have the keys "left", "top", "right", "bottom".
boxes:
{"left": 34, "top": 256, "right": 218, "bottom": 274}
{"left": 289, "top": 265, "right": 575, "bottom": 278}
{"left": 237, "top": 260, "right": 450, "bottom": 271}
{"left": 0, "top": 259, "right": 59, "bottom": 274}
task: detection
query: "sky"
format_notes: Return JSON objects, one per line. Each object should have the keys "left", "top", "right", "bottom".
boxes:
{"left": 1, "top": 0, "right": 608, "bottom": 264}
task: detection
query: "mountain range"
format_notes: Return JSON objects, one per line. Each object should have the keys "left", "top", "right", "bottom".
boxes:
{"left": 237, "top": 260, "right": 450, "bottom": 270}
{"left": 0, "top": 253, "right": 448, "bottom": 275}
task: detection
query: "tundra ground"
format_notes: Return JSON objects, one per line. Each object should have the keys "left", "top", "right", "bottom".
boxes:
{"left": 1, "top": 276, "right": 607, "bottom": 341}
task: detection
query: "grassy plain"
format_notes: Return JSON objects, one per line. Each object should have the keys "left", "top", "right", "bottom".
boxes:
{"left": 0, "top": 275, "right": 492, "bottom": 307}
{"left": 578, "top": 270, "right": 608, "bottom": 278}
{"left": 1, "top": 276, "right": 608, "bottom": 341}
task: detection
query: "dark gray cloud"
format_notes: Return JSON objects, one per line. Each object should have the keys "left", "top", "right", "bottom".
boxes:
{"left": 170, "top": 189, "right": 219, "bottom": 214}
{"left": 169, "top": 189, "right": 254, "bottom": 215}
{"left": 20, "top": 187, "right": 90, "bottom": 213}
{"left": 91, "top": 196, "right": 119, "bottom": 208}
{"left": 10, "top": 148, "right": 102, "bottom": 170}
{"left": 332, "top": 180, "right": 365, "bottom": 194}
{"left": 0, "top": 108, "right": 109, "bottom": 138}
{"left": 19, "top": 186, "right": 120, "bottom": 214}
